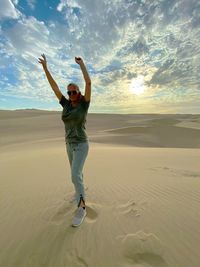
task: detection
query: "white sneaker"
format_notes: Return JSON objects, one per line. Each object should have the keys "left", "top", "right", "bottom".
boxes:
{"left": 72, "top": 207, "right": 87, "bottom": 227}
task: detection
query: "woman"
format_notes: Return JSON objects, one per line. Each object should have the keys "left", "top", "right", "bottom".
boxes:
{"left": 38, "top": 54, "right": 91, "bottom": 227}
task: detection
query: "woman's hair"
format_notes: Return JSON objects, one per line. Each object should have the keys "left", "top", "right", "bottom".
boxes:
{"left": 67, "top": 83, "right": 80, "bottom": 92}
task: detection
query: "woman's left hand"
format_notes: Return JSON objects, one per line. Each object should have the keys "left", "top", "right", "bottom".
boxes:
{"left": 75, "top": 56, "right": 83, "bottom": 65}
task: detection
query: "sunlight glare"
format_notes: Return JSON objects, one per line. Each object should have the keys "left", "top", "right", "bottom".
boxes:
{"left": 129, "top": 75, "right": 145, "bottom": 95}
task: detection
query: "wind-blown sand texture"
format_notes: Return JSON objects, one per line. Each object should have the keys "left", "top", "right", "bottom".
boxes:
{"left": 0, "top": 110, "right": 200, "bottom": 267}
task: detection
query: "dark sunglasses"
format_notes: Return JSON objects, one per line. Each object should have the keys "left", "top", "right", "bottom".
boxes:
{"left": 67, "top": 90, "right": 78, "bottom": 96}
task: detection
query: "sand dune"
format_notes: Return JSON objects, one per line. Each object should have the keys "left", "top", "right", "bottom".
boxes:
{"left": 0, "top": 110, "right": 200, "bottom": 267}
{"left": 101, "top": 124, "right": 200, "bottom": 148}
{"left": 1, "top": 110, "right": 200, "bottom": 149}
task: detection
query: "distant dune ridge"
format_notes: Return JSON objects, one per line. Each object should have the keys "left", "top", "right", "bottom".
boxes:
{"left": 0, "top": 110, "right": 200, "bottom": 148}
{"left": 0, "top": 110, "right": 200, "bottom": 267}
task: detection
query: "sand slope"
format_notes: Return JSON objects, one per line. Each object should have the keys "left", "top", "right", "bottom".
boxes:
{"left": 0, "top": 111, "right": 200, "bottom": 267}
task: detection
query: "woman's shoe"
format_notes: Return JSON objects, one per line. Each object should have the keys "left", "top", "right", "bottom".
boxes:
{"left": 72, "top": 207, "right": 87, "bottom": 227}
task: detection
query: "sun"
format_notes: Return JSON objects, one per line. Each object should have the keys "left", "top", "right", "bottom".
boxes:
{"left": 129, "top": 75, "right": 145, "bottom": 95}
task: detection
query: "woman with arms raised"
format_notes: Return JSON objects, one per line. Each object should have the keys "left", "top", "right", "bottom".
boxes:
{"left": 38, "top": 54, "right": 91, "bottom": 227}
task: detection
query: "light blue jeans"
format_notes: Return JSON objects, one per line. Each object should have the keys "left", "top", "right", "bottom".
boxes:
{"left": 65, "top": 141, "right": 89, "bottom": 206}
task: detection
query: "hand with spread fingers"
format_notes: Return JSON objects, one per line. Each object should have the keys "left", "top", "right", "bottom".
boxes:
{"left": 38, "top": 53, "right": 47, "bottom": 69}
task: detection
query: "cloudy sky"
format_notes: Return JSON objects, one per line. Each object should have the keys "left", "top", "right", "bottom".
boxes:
{"left": 0, "top": 0, "right": 200, "bottom": 113}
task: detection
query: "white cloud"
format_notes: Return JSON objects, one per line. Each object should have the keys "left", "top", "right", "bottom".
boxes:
{"left": 57, "top": 0, "right": 81, "bottom": 12}
{"left": 0, "top": 0, "right": 21, "bottom": 19}
{"left": 0, "top": 16, "right": 84, "bottom": 103}
{"left": 4, "top": 16, "right": 50, "bottom": 55}
{"left": 27, "top": 0, "right": 36, "bottom": 10}
{"left": 1, "top": 0, "right": 200, "bottom": 113}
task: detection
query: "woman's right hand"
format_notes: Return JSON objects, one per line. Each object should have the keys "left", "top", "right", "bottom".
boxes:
{"left": 38, "top": 54, "right": 47, "bottom": 68}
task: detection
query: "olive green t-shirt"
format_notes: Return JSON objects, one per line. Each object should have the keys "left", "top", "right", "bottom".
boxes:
{"left": 59, "top": 94, "right": 90, "bottom": 144}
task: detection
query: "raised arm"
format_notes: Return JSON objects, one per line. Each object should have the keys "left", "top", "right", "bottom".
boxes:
{"left": 38, "top": 54, "right": 62, "bottom": 101}
{"left": 75, "top": 57, "right": 91, "bottom": 102}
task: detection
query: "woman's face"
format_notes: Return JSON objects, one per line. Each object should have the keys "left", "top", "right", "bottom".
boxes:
{"left": 67, "top": 85, "right": 79, "bottom": 101}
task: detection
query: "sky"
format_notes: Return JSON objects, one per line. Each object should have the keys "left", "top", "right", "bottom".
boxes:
{"left": 0, "top": 0, "right": 200, "bottom": 114}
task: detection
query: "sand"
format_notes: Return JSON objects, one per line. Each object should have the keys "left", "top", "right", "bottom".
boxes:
{"left": 0, "top": 110, "right": 200, "bottom": 267}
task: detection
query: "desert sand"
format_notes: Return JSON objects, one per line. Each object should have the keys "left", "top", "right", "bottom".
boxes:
{"left": 0, "top": 110, "right": 200, "bottom": 267}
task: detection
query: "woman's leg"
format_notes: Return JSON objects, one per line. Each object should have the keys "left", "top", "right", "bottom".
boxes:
{"left": 66, "top": 142, "right": 78, "bottom": 200}
{"left": 71, "top": 142, "right": 89, "bottom": 206}
{"left": 66, "top": 142, "right": 73, "bottom": 167}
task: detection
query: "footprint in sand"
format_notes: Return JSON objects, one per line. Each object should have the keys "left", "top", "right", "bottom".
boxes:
{"left": 84, "top": 202, "right": 101, "bottom": 223}
{"left": 117, "top": 230, "right": 169, "bottom": 267}
{"left": 179, "top": 169, "right": 200, "bottom": 178}
{"left": 150, "top": 166, "right": 200, "bottom": 179}
{"left": 116, "top": 199, "right": 148, "bottom": 217}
